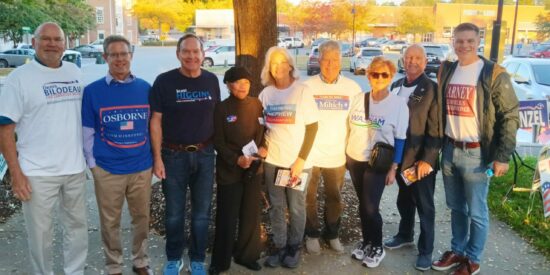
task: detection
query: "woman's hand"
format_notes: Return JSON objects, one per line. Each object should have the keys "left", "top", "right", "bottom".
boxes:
{"left": 290, "top": 158, "right": 305, "bottom": 179}
{"left": 385, "top": 163, "right": 398, "bottom": 185}
{"left": 258, "top": 146, "right": 268, "bottom": 158}
{"left": 237, "top": 155, "right": 253, "bottom": 169}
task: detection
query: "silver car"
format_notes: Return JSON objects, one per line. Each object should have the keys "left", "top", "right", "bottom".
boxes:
{"left": 0, "top": 49, "right": 35, "bottom": 68}
{"left": 502, "top": 57, "right": 550, "bottom": 101}
{"left": 350, "top": 47, "right": 384, "bottom": 75}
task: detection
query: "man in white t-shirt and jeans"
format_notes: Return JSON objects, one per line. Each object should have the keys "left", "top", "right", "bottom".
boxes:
{"left": 304, "top": 40, "right": 362, "bottom": 255}
{"left": 432, "top": 23, "right": 519, "bottom": 275}
{"left": 0, "top": 22, "right": 88, "bottom": 274}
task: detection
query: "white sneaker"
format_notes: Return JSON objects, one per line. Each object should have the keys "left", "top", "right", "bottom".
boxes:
{"left": 362, "top": 246, "right": 386, "bottom": 268}
{"left": 305, "top": 237, "right": 321, "bottom": 255}
{"left": 351, "top": 241, "right": 371, "bottom": 261}
{"left": 329, "top": 238, "right": 345, "bottom": 254}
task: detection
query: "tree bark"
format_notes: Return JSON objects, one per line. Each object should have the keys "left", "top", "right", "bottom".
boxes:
{"left": 233, "top": 0, "right": 277, "bottom": 97}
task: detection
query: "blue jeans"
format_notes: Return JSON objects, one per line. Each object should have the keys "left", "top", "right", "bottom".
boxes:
{"left": 162, "top": 144, "right": 215, "bottom": 262}
{"left": 441, "top": 141, "right": 489, "bottom": 264}
{"left": 264, "top": 162, "right": 311, "bottom": 248}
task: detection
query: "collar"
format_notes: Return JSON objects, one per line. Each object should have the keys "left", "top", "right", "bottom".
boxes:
{"left": 34, "top": 56, "right": 62, "bottom": 68}
{"left": 320, "top": 73, "right": 340, "bottom": 84}
{"left": 105, "top": 72, "right": 136, "bottom": 85}
{"left": 403, "top": 73, "right": 425, "bottom": 87}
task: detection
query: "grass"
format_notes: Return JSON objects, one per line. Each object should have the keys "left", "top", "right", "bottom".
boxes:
{"left": 488, "top": 156, "right": 550, "bottom": 257}
{"left": 0, "top": 68, "right": 14, "bottom": 76}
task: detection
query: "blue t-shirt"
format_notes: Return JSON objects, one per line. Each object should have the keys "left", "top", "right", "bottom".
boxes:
{"left": 149, "top": 69, "right": 221, "bottom": 144}
{"left": 82, "top": 77, "right": 153, "bottom": 174}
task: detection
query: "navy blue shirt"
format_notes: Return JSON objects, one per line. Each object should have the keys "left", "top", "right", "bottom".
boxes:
{"left": 149, "top": 69, "right": 221, "bottom": 144}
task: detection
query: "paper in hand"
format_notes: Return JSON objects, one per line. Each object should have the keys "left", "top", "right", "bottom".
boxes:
{"left": 274, "top": 168, "right": 309, "bottom": 192}
{"left": 242, "top": 140, "right": 258, "bottom": 157}
{"left": 401, "top": 165, "right": 433, "bottom": 186}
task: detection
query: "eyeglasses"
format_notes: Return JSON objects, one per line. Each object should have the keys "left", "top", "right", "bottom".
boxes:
{"left": 369, "top": 72, "right": 390, "bottom": 79}
{"left": 106, "top": 52, "right": 131, "bottom": 59}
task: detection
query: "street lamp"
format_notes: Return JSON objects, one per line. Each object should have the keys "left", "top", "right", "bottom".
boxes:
{"left": 510, "top": 0, "right": 520, "bottom": 55}
{"left": 352, "top": 0, "right": 356, "bottom": 51}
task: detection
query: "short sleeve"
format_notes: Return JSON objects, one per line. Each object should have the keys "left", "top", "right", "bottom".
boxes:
{"left": 81, "top": 86, "right": 96, "bottom": 128}
{"left": 302, "top": 85, "right": 319, "bottom": 125}
{"left": 0, "top": 75, "right": 24, "bottom": 123}
{"left": 394, "top": 97, "right": 409, "bottom": 140}
{"left": 149, "top": 76, "right": 164, "bottom": 113}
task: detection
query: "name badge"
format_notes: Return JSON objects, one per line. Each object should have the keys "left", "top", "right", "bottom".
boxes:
{"left": 226, "top": 115, "right": 237, "bottom": 123}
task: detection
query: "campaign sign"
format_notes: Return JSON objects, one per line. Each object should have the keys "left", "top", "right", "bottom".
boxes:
{"left": 0, "top": 153, "right": 7, "bottom": 180}
{"left": 519, "top": 100, "right": 548, "bottom": 129}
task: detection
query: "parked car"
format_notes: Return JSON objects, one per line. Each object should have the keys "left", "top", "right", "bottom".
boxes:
{"left": 306, "top": 46, "right": 320, "bottom": 76}
{"left": 277, "top": 38, "right": 286, "bottom": 48}
{"left": 89, "top": 39, "right": 104, "bottom": 51}
{"left": 530, "top": 43, "right": 550, "bottom": 58}
{"left": 0, "top": 49, "right": 35, "bottom": 68}
{"left": 350, "top": 47, "right": 384, "bottom": 75}
{"left": 356, "top": 37, "right": 379, "bottom": 47}
{"left": 71, "top": 45, "right": 102, "bottom": 58}
{"left": 502, "top": 57, "right": 550, "bottom": 101}
{"left": 16, "top": 43, "right": 33, "bottom": 49}
{"left": 397, "top": 44, "right": 447, "bottom": 75}
{"left": 62, "top": 50, "right": 82, "bottom": 68}
{"left": 282, "top": 37, "right": 304, "bottom": 48}
{"left": 311, "top": 37, "right": 329, "bottom": 48}
{"left": 340, "top": 42, "right": 354, "bottom": 57}
{"left": 202, "top": 45, "right": 235, "bottom": 67}
{"left": 382, "top": 40, "right": 408, "bottom": 51}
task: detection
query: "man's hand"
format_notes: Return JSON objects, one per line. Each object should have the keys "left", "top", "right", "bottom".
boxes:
{"left": 493, "top": 161, "right": 509, "bottom": 177}
{"left": 385, "top": 164, "right": 398, "bottom": 185}
{"left": 10, "top": 170, "right": 32, "bottom": 201}
{"left": 153, "top": 158, "right": 166, "bottom": 179}
{"left": 290, "top": 158, "right": 305, "bottom": 179}
{"left": 416, "top": 160, "right": 433, "bottom": 180}
{"left": 237, "top": 155, "right": 253, "bottom": 169}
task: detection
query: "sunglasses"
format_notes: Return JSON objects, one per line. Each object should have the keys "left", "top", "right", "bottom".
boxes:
{"left": 369, "top": 72, "right": 390, "bottom": 79}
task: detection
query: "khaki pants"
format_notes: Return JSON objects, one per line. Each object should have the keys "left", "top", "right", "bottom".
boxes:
{"left": 91, "top": 166, "right": 152, "bottom": 274}
{"left": 23, "top": 172, "right": 88, "bottom": 275}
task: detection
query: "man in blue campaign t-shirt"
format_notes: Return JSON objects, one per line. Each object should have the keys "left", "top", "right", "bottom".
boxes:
{"left": 149, "top": 33, "right": 221, "bottom": 275}
{"left": 81, "top": 35, "right": 154, "bottom": 275}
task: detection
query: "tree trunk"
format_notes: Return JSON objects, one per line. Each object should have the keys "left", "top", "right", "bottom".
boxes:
{"left": 233, "top": 0, "right": 277, "bottom": 97}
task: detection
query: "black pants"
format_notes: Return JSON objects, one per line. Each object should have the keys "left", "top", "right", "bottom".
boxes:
{"left": 346, "top": 156, "right": 386, "bottom": 247}
{"left": 210, "top": 176, "right": 262, "bottom": 271}
{"left": 395, "top": 170, "right": 436, "bottom": 256}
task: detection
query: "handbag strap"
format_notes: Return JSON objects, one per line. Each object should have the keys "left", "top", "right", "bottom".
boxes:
{"left": 363, "top": 92, "right": 371, "bottom": 120}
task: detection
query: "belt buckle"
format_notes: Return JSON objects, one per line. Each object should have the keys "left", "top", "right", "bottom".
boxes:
{"left": 184, "top": 145, "right": 199, "bottom": 152}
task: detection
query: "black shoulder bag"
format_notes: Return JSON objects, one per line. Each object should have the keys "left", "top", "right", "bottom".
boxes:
{"left": 364, "top": 92, "right": 394, "bottom": 173}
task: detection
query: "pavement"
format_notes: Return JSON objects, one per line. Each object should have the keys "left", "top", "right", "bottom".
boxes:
{"left": 0, "top": 172, "right": 549, "bottom": 275}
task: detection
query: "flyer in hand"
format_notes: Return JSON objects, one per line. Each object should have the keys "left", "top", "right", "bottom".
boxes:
{"left": 401, "top": 165, "right": 433, "bottom": 186}
{"left": 274, "top": 168, "right": 309, "bottom": 192}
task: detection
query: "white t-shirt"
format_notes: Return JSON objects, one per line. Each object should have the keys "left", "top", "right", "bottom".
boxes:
{"left": 346, "top": 92, "right": 409, "bottom": 162}
{"left": 259, "top": 81, "right": 319, "bottom": 169}
{"left": 304, "top": 75, "right": 362, "bottom": 167}
{"left": 391, "top": 84, "right": 416, "bottom": 100}
{"left": 445, "top": 59, "right": 484, "bottom": 142}
{"left": 0, "top": 60, "right": 86, "bottom": 176}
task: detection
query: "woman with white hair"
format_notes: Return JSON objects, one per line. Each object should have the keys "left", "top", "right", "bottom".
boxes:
{"left": 259, "top": 46, "right": 319, "bottom": 269}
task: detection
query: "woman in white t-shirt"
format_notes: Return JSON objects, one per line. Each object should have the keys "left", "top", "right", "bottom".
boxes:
{"left": 258, "top": 46, "right": 319, "bottom": 269}
{"left": 346, "top": 57, "right": 409, "bottom": 269}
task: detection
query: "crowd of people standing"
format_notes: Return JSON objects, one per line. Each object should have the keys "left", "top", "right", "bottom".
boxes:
{"left": 0, "top": 21, "right": 519, "bottom": 275}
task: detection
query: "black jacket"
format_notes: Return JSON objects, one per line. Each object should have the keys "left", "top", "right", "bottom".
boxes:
{"left": 391, "top": 73, "right": 442, "bottom": 171}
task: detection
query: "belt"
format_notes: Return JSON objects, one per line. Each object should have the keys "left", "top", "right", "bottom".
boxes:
{"left": 162, "top": 141, "right": 210, "bottom": 152}
{"left": 447, "top": 137, "right": 481, "bottom": 149}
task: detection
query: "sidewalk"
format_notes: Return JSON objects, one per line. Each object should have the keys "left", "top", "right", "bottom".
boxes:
{"left": 0, "top": 174, "right": 549, "bottom": 275}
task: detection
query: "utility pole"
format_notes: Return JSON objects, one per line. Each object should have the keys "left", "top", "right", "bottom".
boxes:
{"left": 352, "top": 0, "right": 356, "bottom": 52}
{"left": 489, "top": 0, "right": 504, "bottom": 62}
{"left": 510, "top": 0, "right": 520, "bottom": 56}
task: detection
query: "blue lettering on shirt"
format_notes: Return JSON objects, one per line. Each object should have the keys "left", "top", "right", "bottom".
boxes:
{"left": 314, "top": 95, "right": 349, "bottom": 110}
{"left": 42, "top": 80, "right": 82, "bottom": 104}
{"left": 176, "top": 89, "right": 212, "bottom": 103}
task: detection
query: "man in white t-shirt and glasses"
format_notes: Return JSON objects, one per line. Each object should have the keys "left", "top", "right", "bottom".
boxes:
{"left": 304, "top": 40, "right": 361, "bottom": 255}
{"left": 0, "top": 22, "right": 88, "bottom": 274}
{"left": 432, "top": 23, "right": 519, "bottom": 275}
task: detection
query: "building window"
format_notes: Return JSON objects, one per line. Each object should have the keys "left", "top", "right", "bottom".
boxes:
{"left": 127, "top": 17, "right": 132, "bottom": 27}
{"left": 96, "top": 7, "right": 104, "bottom": 24}
{"left": 98, "top": 31, "right": 105, "bottom": 40}
{"left": 422, "top": 33, "right": 434, "bottom": 43}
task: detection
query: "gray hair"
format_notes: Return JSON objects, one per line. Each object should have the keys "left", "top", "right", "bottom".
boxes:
{"left": 403, "top": 43, "right": 427, "bottom": 58}
{"left": 260, "top": 46, "right": 300, "bottom": 86}
{"left": 318, "top": 40, "right": 341, "bottom": 59}
{"left": 34, "top": 22, "right": 64, "bottom": 38}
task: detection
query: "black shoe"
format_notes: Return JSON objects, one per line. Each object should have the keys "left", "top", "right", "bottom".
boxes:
{"left": 208, "top": 266, "right": 226, "bottom": 275}
{"left": 234, "top": 259, "right": 262, "bottom": 271}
